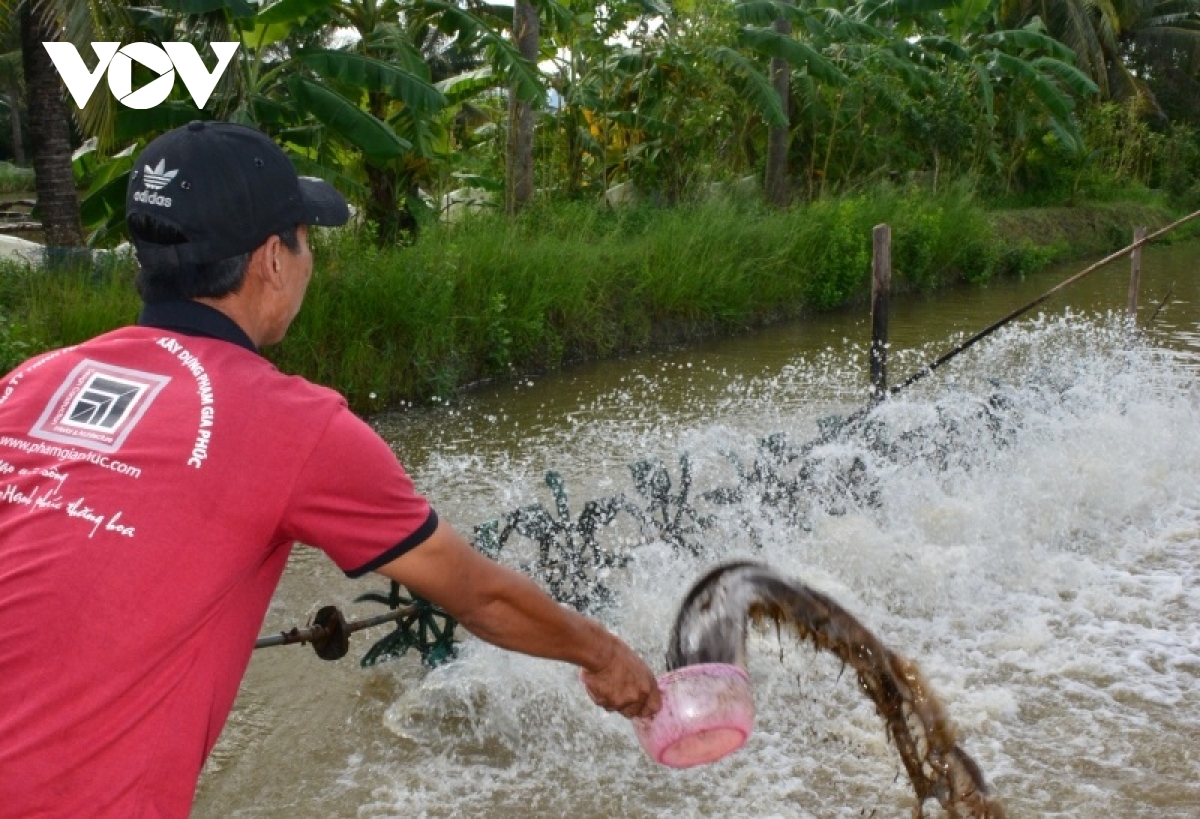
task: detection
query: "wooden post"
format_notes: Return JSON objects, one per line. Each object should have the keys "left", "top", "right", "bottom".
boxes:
{"left": 1127, "top": 226, "right": 1146, "bottom": 322}
{"left": 870, "top": 224, "right": 891, "bottom": 400}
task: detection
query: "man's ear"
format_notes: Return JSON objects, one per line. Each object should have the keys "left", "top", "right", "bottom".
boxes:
{"left": 251, "top": 236, "right": 285, "bottom": 289}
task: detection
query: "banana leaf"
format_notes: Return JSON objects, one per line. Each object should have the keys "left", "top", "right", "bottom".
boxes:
{"left": 734, "top": 0, "right": 786, "bottom": 26}
{"left": 856, "top": 0, "right": 957, "bottom": 22}
{"left": 297, "top": 51, "right": 446, "bottom": 114}
{"left": 1032, "top": 56, "right": 1100, "bottom": 98}
{"left": 79, "top": 171, "right": 130, "bottom": 237}
{"left": 421, "top": 0, "right": 545, "bottom": 104}
{"left": 983, "top": 28, "right": 1076, "bottom": 63}
{"left": 257, "top": 0, "right": 339, "bottom": 25}
{"left": 436, "top": 67, "right": 498, "bottom": 104}
{"left": 161, "top": 0, "right": 256, "bottom": 17}
{"left": 707, "top": 47, "right": 787, "bottom": 128}
{"left": 289, "top": 154, "right": 368, "bottom": 202}
{"left": 914, "top": 35, "right": 971, "bottom": 62}
{"left": 993, "top": 51, "right": 1075, "bottom": 123}
{"left": 286, "top": 76, "right": 412, "bottom": 160}
{"left": 737, "top": 27, "right": 850, "bottom": 87}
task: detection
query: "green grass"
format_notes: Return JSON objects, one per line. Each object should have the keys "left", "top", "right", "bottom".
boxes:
{"left": 274, "top": 184, "right": 1018, "bottom": 410}
{"left": 0, "top": 162, "right": 35, "bottom": 196}
{"left": 0, "top": 187, "right": 1175, "bottom": 414}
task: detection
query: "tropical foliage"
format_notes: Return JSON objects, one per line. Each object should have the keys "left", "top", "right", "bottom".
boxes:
{"left": 0, "top": 0, "right": 1196, "bottom": 248}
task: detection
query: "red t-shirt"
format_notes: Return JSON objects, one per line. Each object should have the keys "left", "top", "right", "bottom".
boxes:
{"left": 0, "top": 305, "right": 436, "bottom": 818}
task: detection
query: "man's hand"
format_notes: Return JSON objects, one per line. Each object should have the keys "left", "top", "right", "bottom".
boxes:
{"left": 580, "top": 635, "right": 662, "bottom": 720}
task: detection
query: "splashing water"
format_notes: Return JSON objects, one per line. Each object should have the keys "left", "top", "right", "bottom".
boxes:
{"left": 354, "top": 314, "right": 1200, "bottom": 819}
{"left": 197, "top": 307, "right": 1200, "bottom": 819}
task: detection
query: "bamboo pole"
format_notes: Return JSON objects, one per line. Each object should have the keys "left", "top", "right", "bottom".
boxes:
{"left": 1127, "top": 226, "right": 1146, "bottom": 322}
{"left": 888, "top": 207, "right": 1200, "bottom": 396}
{"left": 870, "top": 224, "right": 891, "bottom": 400}
{"left": 796, "top": 207, "right": 1200, "bottom": 457}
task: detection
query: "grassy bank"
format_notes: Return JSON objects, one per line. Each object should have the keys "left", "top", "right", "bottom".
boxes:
{"left": 0, "top": 187, "right": 1185, "bottom": 414}
{"left": 0, "top": 162, "right": 35, "bottom": 195}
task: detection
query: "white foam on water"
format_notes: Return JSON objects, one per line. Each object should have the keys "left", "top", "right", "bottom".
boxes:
{"left": 358, "top": 313, "right": 1200, "bottom": 818}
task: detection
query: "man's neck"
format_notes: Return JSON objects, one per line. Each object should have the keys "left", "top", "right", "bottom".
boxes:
{"left": 138, "top": 300, "right": 259, "bottom": 353}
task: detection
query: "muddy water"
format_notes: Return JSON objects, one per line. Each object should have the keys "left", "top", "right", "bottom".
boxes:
{"left": 193, "top": 240, "right": 1200, "bottom": 818}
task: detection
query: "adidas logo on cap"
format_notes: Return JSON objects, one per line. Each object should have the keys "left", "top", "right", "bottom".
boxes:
{"left": 142, "top": 159, "right": 178, "bottom": 190}
{"left": 134, "top": 158, "right": 177, "bottom": 207}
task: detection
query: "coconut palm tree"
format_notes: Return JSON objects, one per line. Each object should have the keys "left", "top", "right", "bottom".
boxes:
{"left": 1114, "top": 0, "right": 1200, "bottom": 117}
{"left": 1001, "top": 0, "right": 1200, "bottom": 112}
{"left": 17, "top": 0, "right": 83, "bottom": 251}
{"left": 0, "top": 36, "right": 24, "bottom": 165}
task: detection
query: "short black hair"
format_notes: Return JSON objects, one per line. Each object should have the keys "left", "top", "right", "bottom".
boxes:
{"left": 127, "top": 212, "right": 300, "bottom": 304}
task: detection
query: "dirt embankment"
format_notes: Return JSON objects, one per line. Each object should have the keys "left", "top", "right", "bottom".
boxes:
{"left": 987, "top": 203, "right": 1180, "bottom": 261}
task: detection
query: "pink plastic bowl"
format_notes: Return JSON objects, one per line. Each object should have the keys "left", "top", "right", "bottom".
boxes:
{"left": 634, "top": 663, "right": 754, "bottom": 768}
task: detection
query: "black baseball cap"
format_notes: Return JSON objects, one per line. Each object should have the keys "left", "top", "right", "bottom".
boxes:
{"left": 126, "top": 120, "right": 349, "bottom": 267}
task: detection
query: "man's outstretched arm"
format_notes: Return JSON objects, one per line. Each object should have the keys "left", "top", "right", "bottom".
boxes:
{"left": 376, "top": 520, "right": 662, "bottom": 719}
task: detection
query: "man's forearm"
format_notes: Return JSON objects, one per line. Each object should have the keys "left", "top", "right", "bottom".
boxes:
{"left": 376, "top": 519, "right": 661, "bottom": 718}
{"left": 446, "top": 559, "right": 618, "bottom": 671}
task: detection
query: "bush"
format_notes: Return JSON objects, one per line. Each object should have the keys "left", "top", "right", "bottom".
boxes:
{"left": 0, "top": 190, "right": 1169, "bottom": 413}
{"left": 0, "top": 162, "right": 35, "bottom": 195}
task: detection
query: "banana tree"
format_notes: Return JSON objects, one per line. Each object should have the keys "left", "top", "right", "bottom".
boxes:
{"left": 242, "top": 0, "right": 550, "bottom": 239}
{"left": 728, "top": 0, "right": 1099, "bottom": 198}
{"left": 916, "top": 8, "right": 1100, "bottom": 188}
{"left": 733, "top": 0, "right": 852, "bottom": 200}
{"left": 63, "top": 0, "right": 434, "bottom": 245}
{"left": 534, "top": 0, "right": 670, "bottom": 198}
{"left": 230, "top": 0, "right": 447, "bottom": 243}
{"left": 568, "top": 0, "right": 814, "bottom": 203}
{"left": 735, "top": 0, "right": 955, "bottom": 198}
{"left": 57, "top": 0, "right": 542, "bottom": 245}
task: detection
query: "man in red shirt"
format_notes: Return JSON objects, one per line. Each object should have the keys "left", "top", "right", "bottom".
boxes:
{"left": 0, "top": 121, "right": 660, "bottom": 818}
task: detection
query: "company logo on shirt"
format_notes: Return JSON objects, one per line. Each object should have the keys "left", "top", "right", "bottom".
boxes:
{"left": 29, "top": 360, "right": 171, "bottom": 453}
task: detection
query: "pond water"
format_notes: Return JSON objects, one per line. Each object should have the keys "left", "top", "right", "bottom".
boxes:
{"left": 194, "top": 239, "right": 1200, "bottom": 818}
